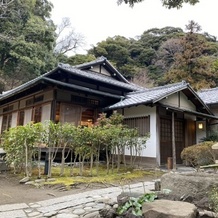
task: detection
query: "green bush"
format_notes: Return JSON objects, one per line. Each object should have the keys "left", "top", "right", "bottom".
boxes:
{"left": 181, "top": 141, "right": 215, "bottom": 167}
{"left": 201, "top": 131, "right": 218, "bottom": 142}
{"left": 209, "top": 187, "right": 218, "bottom": 213}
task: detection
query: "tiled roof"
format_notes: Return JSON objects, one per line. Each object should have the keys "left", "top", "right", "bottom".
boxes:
{"left": 198, "top": 87, "right": 218, "bottom": 104}
{"left": 74, "top": 56, "right": 131, "bottom": 84}
{"left": 74, "top": 56, "right": 107, "bottom": 68}
{"left": 0, "top": 59, "right": 143, "bottom": 100}
{"left": 105, "top": 81, "right": 190, "bottom": 110}
{"left": 59, "top": 64, "right": 144, "bottom": 91}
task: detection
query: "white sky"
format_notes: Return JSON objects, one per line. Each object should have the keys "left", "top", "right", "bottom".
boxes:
{"left": 51, "top": 0, "right": 218, "bottom": 54}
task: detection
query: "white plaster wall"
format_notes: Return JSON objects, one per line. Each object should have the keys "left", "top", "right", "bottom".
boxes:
{"left": 24, "top": 108, "right": 32, "bottom": 125}
{"left": 160, "top": 92, "right": 195, "bottom": 110}
{"left": 92, "top": 65, "right": 111, "bottom": 76}
{"left": 11, "top": 112, "right": 18, "bottom": 127}
{"left": 41, "top": 103, "right": 51, "bottom": 122}
{"left": 121, "top": 105, "right": 157, "bottom": 158}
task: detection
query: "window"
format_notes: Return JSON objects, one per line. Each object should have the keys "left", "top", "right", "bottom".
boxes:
{"left": 60, "top": 104, "right": 81, "bottom": 125}
{"left": 1, "top": 114, "right": 12, "bottom": 133}
{"left": 26, "top": 95, "right": 44, "bottom": 106}
{"left": 81, "top": 108, "right": 94, "bottom": 127}
{"left": 3, "top": 105, "right": 13, "bottom": 113}
{"left": 71, "top": 95, "right": 99, "bottom": 107}
{"left": 18, "top": 111, "right": 25, "bottom": 126}
{"left": 33, "top": 106, "right": 42, "bottom": 123}
{"left": 124, "top": 116, "right": 150, "bottom": 136}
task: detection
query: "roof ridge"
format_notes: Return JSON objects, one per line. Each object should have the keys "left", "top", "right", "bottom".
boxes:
{"left": 128, "top": 81, "right": 187, "bottom": 95}
{"left": 198, "top": 87, "right": 218, "bottom": 93}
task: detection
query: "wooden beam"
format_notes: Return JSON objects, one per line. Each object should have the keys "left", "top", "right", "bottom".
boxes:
{"left": 172, "top": 112, "right": 177, "bottom": 170}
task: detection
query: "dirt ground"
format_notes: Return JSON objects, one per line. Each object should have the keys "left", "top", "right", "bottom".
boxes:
{"left": 0, "top": 171, "right": 159, "bottom": 205}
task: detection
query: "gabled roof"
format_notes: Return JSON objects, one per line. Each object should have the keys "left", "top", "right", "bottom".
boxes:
{"left": 105, "top": 81, "right": 213, "bottom": 115}
{"left": 58, "top": 63, "right": 143, "bottom": 92}
{"left": 0, "top": 57, "right": 142, "bottom": 101}
{"left": 198, "top": 87, "right": 218, "bottom": 105}
{"left": 75, "top": 56, "right": 130, "bottom": 83}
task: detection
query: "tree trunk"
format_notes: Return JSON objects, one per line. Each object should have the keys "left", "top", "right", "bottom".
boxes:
{"left": 106, "top": 146, "right": 109, "bottom": 175}
{"left": 60, "top": 147, "right": 66, "bottom": 176}
{"left": 25, "top": 139, "right": 29, "bottom": 177}
{"left": 38, "top": 147, "right": 41, "bottom": 179}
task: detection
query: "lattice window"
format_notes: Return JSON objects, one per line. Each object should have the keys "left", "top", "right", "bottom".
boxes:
{"left": 124, "top": 116, "right": 150, "bottom": 136}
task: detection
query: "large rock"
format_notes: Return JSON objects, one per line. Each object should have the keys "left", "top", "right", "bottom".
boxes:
{"left": 161, "top": 172, "right": 218, "bottom": 201}
{"left": 142, "top": 199, "right": 197, "bottom": 218}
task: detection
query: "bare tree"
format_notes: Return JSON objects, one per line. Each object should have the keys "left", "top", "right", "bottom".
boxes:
{"left": 158, "top": 38, "right": 183, "bottom": 65}
{"left": 54, "top": 17, "right": 85, "bottom": 56}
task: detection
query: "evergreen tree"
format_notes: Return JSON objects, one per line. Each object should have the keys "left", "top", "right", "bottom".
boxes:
{"left": 164, "top": 21, "right": 218, "bottom": 90}
{"left": 0, "top": 0, "right": 56, "bottom": 90}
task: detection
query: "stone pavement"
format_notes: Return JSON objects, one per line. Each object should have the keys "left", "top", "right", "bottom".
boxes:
{"left": 0, "top": 181, "right": 155, "bottom": 218}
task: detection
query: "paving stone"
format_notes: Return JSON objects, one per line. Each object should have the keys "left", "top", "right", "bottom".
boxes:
{"left": 72, "top": 205, "right": 83, "bottom": 209}
{"left": 113, "top": 203, "right": 118, "bottom": 209}
{"left": 24, "top": 208, "right": 33, "bottom": 213}
{"left": 92, "top": 203, "right": 106, "bottom": 210}
{"left": 56, "top": 214, "right": 78, "bottom": 218}
{"left": 0, "top": 210, "right": 27, "bottom": 218}
{"left": 0, "top": 203, "right": 29, "bottom": 212}
{"left": 58, "top": 208, "right": 72, "bottom": 214}
{"left": 84, "top": 206, "right": 93, "bottom": 211}
{"left": 28, "top": 203, "right": 41, "bottom": 208}
{"left": 92, "top": 195, "right": 102, "bottom": 199}
{"left": 85, "top": 202, "right": 96, "bottom": 207}
{"left": 28, "top": 211, "right": 41, "bottom": 217}
{"left": 83, "top": 211, "right": 99, "bottom": 218}
{"left": 43, "top": 211, "right": 58, "bottom": 217}
{"left": 0, "top": 182, "right": 155, "bottom": 218}
{"left": 73, "top": 208, "right": 86, "bottom": 215}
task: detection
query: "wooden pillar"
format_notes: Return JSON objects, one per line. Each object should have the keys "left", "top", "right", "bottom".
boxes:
{"left": 172, "top": 112, "right": 177, "bottom": 170}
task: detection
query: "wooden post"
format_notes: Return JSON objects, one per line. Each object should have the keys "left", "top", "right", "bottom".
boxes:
{"left": 172, "top": 112, "right": 177, "bottom": 170}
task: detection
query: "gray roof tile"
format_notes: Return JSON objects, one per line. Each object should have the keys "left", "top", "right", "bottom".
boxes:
{"left": 106, "top": 81, "right": 189, "bottom": 110}
{"left": 1, "top": 59, "right": 143, "bottom": 100}
{"left": 59, "top": 64, "right": 144, "bottom": 91}
{"left": 198, "top": 87, "right": 218, "bottom": 104}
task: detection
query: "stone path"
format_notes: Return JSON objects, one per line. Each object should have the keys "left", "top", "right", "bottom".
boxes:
{"left": 0, "top": 181, "right": 154, "bottom": 218}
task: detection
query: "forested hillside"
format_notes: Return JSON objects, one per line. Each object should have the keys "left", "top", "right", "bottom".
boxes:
{"left": 0, "top": 0, "right": 217, "bottom": 92}
{"left": 66, "top": 21, "right": 218, "bottom": 90}
{"left": 0, "top": 0, "right": 84, "bottom": 91}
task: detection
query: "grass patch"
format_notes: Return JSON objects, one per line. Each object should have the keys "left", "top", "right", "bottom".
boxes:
{"left": 39, "top": 165, "right": 164, "bottom": 188}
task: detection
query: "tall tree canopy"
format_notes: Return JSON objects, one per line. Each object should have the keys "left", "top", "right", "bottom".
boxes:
{"left": 0, "top": 0, "right": 56, "bottom": 90}
{"left": 164, "top": 21, "right": 218, "bottom": 90}
{"left": 84, "top": 22, "right": 218, "bottom": 90}
{"left": 89, "top": 36, "right": 137, "bottom": 80}
{"left": 117, "top": 0, "right": 199, "bottom": 8}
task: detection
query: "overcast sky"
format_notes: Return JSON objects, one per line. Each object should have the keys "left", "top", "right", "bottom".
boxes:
{"left": 51, "top": 0, "right": 218, "bottom": 54}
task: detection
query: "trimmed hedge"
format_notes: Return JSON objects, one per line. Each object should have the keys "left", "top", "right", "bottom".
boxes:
{"left": 181, "top": 141, "right": 216, "bottom": 168}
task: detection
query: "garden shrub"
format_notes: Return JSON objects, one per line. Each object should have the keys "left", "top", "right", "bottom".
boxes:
{"left": 208, "top": 187, "right": 218, "bottom": 212}
{"left": 181, "top": 141, "right": 215, "bottom": 168}
{"left": 201, "top": 131, "right": 218, "bottom": 142}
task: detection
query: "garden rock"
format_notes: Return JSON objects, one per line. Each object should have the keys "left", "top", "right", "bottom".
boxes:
{"left": 161, "top": 172, "right": 218, "bottom": 201}
{"left": 142, "top": 199, "right": 197, "bottom": 218}
{"left": 19, "top": 177, "right": 30, "bottom": 184}
{"left": 99, "top": 208, "right": 116, "bottom": 218}
{"left": 117, "top": 192, "right": 142, "bottom": 207}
